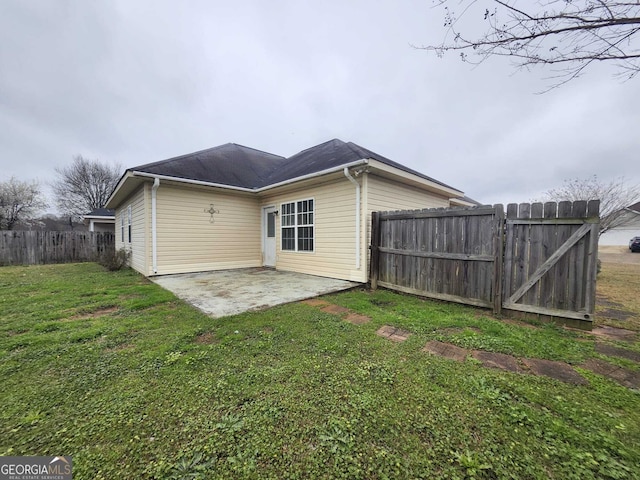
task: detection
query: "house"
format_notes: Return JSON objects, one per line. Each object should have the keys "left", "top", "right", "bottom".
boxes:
{"left": 83, "top": 208, "right": 115, "bottom": 233}
{"left": 599, "top": 201, "right": 640, "bottom": 246}
{"left": 105, "top": 139, "right": 475, "bottom": 282}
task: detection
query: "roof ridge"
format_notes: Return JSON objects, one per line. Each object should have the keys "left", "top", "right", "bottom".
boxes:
{"left": 228, "top": 142, "right": 286, "bottom": 159}
{"left": 285, "top": 138, "right": 345, "bottom": 159}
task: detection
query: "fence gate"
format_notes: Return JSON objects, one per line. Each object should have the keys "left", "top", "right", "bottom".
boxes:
{"left": 370, "top": 205, "right": 505, "bottom": 313}
{"left": 370, "top": 201, "right": 600, "bottom": 327}
{"left": 502, "top": 200, "right": 599, "bottom": 322}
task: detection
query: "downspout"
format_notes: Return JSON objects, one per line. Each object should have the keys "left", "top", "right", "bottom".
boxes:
{"left": 151, "top": 177, "right": 160, "bottom": 274}
{"left": 343, "top": 167, "right": 361, "bottom": 270}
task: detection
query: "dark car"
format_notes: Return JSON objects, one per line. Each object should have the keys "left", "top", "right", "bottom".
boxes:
{"left": 630, "top": 237, "right": 640, "bottom": 253}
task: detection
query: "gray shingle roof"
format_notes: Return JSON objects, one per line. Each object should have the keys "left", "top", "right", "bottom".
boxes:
{"left": 85, "top": 208, "right": 115, "bottom": 217}
{"left": 128, "top": 139, "right": 457, "bottom": 192}
{"left": 132, "top": 143, "right": 287, "bottom": 189}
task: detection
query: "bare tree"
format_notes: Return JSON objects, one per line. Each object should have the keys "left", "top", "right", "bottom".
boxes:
{"left": 540, "top": 175, "right": 639, "bottom": 235}
{"left": 0, "top": 177, "right": 47, "bottom": 230}
{"left": 52, "top": 155, "right": 121, "bottom": 220}
{"left": 422, "top": 1, "right": 640, "bottom": 89}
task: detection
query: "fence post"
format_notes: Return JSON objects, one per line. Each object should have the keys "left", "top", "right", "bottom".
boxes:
{"left": 370, "top": 211, "right": 381, "bottom": 289}
{"left": 493, "top": 204, "right": 505, "bottom": 315}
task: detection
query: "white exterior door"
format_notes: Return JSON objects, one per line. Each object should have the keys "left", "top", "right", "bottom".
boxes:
{"left": 263, "top": 206, "right": 277, "bottom": 267}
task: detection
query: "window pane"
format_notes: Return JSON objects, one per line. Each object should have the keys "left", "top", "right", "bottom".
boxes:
{"left": 267, "top": 212, "right": 275, "bottom": 237}
{"left": 281, "top": 202, "right": 295, "bottom": 227}
{"left": 297, "top": 226, "right": 314, "bottom": 251}
{"left": 282, "top": 227, "right": 295, "bottom": 250}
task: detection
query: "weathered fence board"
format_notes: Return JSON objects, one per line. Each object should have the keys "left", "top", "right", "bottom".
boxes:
{"left": 371, "top": 205, "right": 504, "bottom": 310}
{"left": 0, "top": 231, "right": 115, "bottom": 266}
{"left": 370, "top": 201, "right": 600, "bottom": 328}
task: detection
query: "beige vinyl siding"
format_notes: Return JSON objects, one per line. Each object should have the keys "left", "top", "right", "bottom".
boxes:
{"left": 366, "top": 174, "right": 451, "bottom": 214}
{"left": 114, "top": 185, "right": 149, "bottom": 275}
{"left": 261, "top": 176, "right": 365, "bottom": 282}
{"left": 364, "top": 173, "right": 452, "bottom": 276}
{"left": 155, "top": 184, "right": 261, "bottom": 275}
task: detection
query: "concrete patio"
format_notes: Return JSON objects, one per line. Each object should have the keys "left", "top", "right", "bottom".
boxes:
{"left": 151, "top": 268, "right": 360, "bottom": 318}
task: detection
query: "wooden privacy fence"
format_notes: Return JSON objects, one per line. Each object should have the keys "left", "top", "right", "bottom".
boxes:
{"left": 370, "top": 201, "right": 599, "bottom": 327}
{"left": 0, "top": 231, "right": 115, "bottom": 266}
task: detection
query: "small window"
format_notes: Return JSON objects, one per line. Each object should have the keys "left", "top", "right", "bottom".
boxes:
{"left": 120, "top": 213, "right": 125, "bottom": 243}
{"left": 127, "top": 205, "right": 132, "bottom": 243}
{"left": 281, "top": 198, "right": 314, "bottom": 252}
{"left": 267, "top": 212, "right": 276, "bottom": 238}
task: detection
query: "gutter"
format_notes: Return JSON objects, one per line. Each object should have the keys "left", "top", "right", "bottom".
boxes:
{"left": 258, "top": 159, "right": 369, "bottom": 192}
{"left": 343, "top": 166, "right": 362, "bottom": 270}
{"left": 132, "top": 171, "right": 255, "bottom": 193}
{"left": 624, "top": 207, "right": 640, "bottom": 216}
{"left": 152, "top": 177, "right": 160, "bottom": 274}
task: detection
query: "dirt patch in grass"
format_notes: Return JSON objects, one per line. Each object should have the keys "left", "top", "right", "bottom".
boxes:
{"left": 194, "top": 332, "right": 218, "bottom": 344}
{"left": 321, "top": 304, "right": 351, "bottom": 316}
{"left": 301, "top": 299, "right": 331, "bottom": 307}
{"left": 104, "top": 343, "right": 135, "bottom": 353}
{"left": 70, "top": 306, "right": 119, "bottom": 320}
{"left": 344, "top": 313, "right": 371, "bottom": 325}
{"left": 370, "top": 298, "right": 396, "bottom": 308}
{"left": 5, "top": 330, "right": 25, "bottom": 336}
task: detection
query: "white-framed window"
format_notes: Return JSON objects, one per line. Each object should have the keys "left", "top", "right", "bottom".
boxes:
{"left": 281, "top": 198, "right": 314, "bottom": 252}
{"left": 120, "top": 212, "right": 125, "bottom": 243}
{"left": 127, "top": 205, "right": 132, "bottom": 243}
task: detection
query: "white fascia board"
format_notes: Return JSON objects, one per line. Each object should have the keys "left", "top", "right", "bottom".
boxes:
{"left": 83, "top": 215, "right": 115, "bottom": 221}
{"left": 450, "top": 198, "right": 477, "bottom": 207}
{"left": 105, "top": 171, "right": 135, "bottom": 209}
{"left": 367, "top": 159, "right": 464, "bottom": 197}
{"left": 130, "top": 171, "right": 256, "bottom": 192}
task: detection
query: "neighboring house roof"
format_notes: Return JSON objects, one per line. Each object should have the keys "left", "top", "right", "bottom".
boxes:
{"left": 84, "top": 208, "right": 115, "bottom": 219}
{"left": 107, "top": 139, "right": 469, "bottom": 208}
{"left": 627, "top": 201, "right": 640, "bottom": 214}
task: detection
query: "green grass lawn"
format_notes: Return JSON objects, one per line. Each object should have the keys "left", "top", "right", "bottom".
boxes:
{"left": 1, "top": 263, "right": 639, "bottom": 479}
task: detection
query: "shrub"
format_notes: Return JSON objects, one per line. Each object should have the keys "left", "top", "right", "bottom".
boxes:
{"left": 98, "top": 247, "right": 130, "bottom": 271}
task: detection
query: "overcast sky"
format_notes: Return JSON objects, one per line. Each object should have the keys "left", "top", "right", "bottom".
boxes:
{"left": 1, "top": 0, "right": 638, "bottom": 211}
